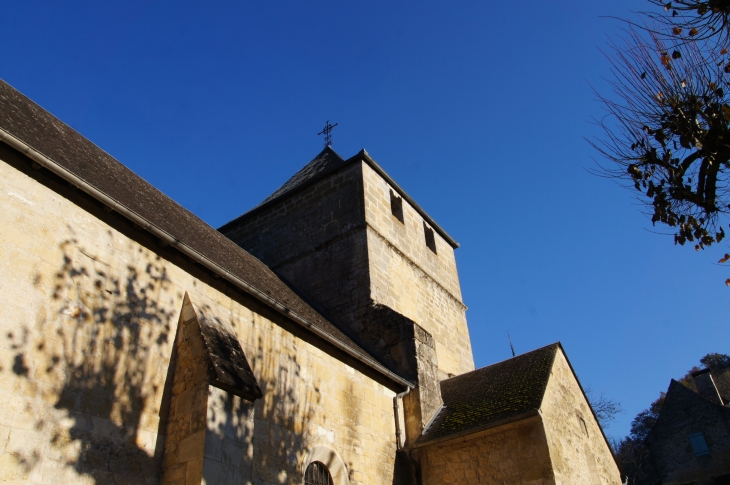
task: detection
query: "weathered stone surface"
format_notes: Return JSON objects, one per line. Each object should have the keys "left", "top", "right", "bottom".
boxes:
{"left": 402, "top": 324, "right": 442, "bottom": 446}
{"left": 0, "top": 147, "right": 399, "bottom": 484}
{"left": 361, "top": 162, "right": 473, "bottom": 378}
{"left": 540, "top": 349, "right": 621, "bottom": 485}
{"left": 420, "top": 416, "right": 554, "bottom": 485}
{"left": 193, "top": 303, "right": 262, "bottom": 402}
{"left": 0, "top": 84, "right": 623, "bottom": 485}
{"left": 221, "top": 157, "right": 474, "bottom": 382}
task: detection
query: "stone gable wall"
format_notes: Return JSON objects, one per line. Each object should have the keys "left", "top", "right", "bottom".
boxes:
{"left": 361, "top": 163, "right": 473, "bottom": 377}
{"left": 0, "top": 150, "right": 399, "bottom": 485}
{"left": 648, "top": 383, "right": 730, "bottom": 484}
{"left": 539, "top": 350, "right": 621, "bottom": 485}
{"left": 419, "top": 415, "right": 555, "bottom": 485}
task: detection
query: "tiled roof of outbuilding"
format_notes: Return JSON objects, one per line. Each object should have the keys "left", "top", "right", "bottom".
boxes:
{"left": 0, "top": 79, "right": 408, "bottom": 387}
{"left": 417, "top": 343, "right": 559, "bottom": 444}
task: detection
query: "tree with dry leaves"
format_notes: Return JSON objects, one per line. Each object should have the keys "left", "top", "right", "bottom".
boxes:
{"left": 593, "top": 0, "right": 730, "bottom": 276}
{"left": 645, "top": 1, "right": 730, "bottom": 42}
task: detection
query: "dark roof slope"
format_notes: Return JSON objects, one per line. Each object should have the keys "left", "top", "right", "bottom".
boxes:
{"left": 417, "top": 343, "right": 559, "bottom": 444}
{"left": 0, "top": 79, "right": 393, "bottom": 382}
{"left": 649, "top": 379, "right": 730, "bottom": 441}
{"left": 218, "top": 147, "right": 460, "bottom": 248}
{"left": 258, "top": 146, "right": 347, "bottom": 207}
{"left": 711, "top": 368, "right": 730, "bottom": 403}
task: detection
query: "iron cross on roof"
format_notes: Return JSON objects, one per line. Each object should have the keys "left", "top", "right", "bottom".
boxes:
{"left": 318, "top": 120, "right": 338, "bottom": 148}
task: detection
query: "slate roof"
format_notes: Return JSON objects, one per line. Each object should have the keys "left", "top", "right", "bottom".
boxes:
{"left": 417, "top": 343, "right": 560, "bottom": 445}
{"left": 0, "top": 79, "right": 406, "bottom": 387}
{"left": 194, "top": 301, "right": 263, "bottom": 402}
{"left": 257, "top": 146, "right": 348, "bottom": 208}
{"left": 219, "top": 147, "right": 460, "bottom": 249}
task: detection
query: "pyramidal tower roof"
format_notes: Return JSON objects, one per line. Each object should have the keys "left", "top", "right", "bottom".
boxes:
{"left": 255, "top": 145, "right": 347, "bottom": 209}
{"left": 220, "top": 146, "right": 459, "bottom": 248}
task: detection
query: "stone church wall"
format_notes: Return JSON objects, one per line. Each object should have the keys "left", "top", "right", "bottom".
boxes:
{"left": 418, "top": 415, "right": 554, "bottom": 484}
{"left": 0, "top": 149, "right": 399, "bottom": 485}
{"left": 539, "top": 350, "right": 621, "bottom": 485}
{"left": 221, "top": 162, "right": 372, "bottom": 346}
{"left": 361, "top": 163, "right": 474, "bottom": 378}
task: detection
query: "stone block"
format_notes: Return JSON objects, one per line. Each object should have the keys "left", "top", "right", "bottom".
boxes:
{"left": 203, "top": 428, "right": 223, "bottom": 462}
{"left": 186, "top": 458, "right": 204, "bottom": 485}
{"left": 202, "top": 459, "right": 234, "bottom": 485}
{"left": 178, "top": 430, "right": 206, "bottom": 464}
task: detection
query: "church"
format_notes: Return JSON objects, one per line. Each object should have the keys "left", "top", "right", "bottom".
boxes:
{"left": 0, "top": 79, "right": 621, "bottom": 485}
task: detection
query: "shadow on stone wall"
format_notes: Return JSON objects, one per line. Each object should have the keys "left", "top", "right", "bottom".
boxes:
{"left": 4, "top": 234, "right": 176, "bottom": 483}
{"left": 249, "top": 319, "right": 345, "bottom": 484}
{"left": 3, "top": 232, "right": 371, "bottom": 484}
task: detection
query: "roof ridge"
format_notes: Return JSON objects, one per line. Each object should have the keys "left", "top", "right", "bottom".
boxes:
{"left": 218, "top": 145, "right": 350, "bottom": 230}
{"left": 443, "top": 342, "right": 560, "bottom": 384}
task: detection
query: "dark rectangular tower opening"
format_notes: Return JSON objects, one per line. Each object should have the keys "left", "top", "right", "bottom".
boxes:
{"left": 390, "top": 189, "right": 404, "bottom": 224}
{"left": 423, "top": 222, "right": 437, "bottom": 254}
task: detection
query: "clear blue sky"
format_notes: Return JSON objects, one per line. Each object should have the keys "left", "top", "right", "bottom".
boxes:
{"left": 2, "top": 1, "right": 727, "bottom": 440}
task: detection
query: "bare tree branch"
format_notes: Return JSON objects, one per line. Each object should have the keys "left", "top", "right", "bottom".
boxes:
{"left": 591, "top": 27, "right": 730, "bottom": 250}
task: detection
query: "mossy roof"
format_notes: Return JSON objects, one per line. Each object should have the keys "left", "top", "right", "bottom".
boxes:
{"left": 417, "top": 343, "right": 559, "bottom": 444}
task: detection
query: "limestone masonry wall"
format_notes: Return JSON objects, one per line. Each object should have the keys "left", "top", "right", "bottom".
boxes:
{"left": 540, "top": 350, "right": 621, "bottom": 485}
{"left": 0, "top": 149, "right": 399, "bottom": 485}
{"left": 419, "top": 416, "right": 554, "bottom": 485}
{"left": 361, "top": 163, "right": 462, "bottom": 300}
{"left": 201, "top": 386, "right": 256, "bottom": 485}
{"left": 361, "top": 163, "right": 474, "bottom": 377}
{"left": 221, "top": 163, "right": 371, "bottom": 344}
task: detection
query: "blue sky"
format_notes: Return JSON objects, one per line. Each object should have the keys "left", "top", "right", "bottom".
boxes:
{"left": 2, "top": 0, "right": 727, "bottom": 439}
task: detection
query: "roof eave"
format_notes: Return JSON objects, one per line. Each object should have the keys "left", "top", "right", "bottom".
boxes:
{"left": 0, "top": 128, "right": 414, "bottom": 391}
{"left": 351, "top": 149, "right": 460, "bottom": 249}
{"left": 408, "top": 409, "right": 541, "bottom": 450}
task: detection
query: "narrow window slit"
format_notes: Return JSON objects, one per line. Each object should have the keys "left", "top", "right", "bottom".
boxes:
{"left": 424, "top": 222, "right": 437, "bottom": 254}
{"left": 390, "top": 189, "right": 404, "bottom": 224}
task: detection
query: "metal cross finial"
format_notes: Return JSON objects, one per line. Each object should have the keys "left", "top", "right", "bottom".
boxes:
{"left": 318, "top": 120, "right": 338, "bottom": 148}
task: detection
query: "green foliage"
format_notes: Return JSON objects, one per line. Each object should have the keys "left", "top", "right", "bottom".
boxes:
{"left": 629, "top": 393, "right": 666, "bottom": 441}
{"left": 700, "top": 351, "right": 730, "bottom": 369}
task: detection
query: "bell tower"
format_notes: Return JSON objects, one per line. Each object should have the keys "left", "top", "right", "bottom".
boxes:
{"left": 219, "top": 147, "right": 474, "bottom": 380}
